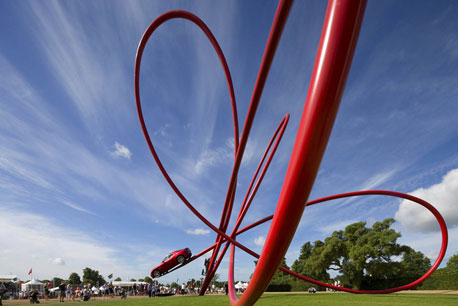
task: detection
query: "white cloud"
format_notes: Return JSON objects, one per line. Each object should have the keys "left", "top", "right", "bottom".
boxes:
{"left": 0, "top": 209, "right": 118, "bottom": 280}
{"left": 395, "top": 168, "right": 458, "bottom": 232}
{"left": 110, "top": 142, "right": 132, "bottom": 160}
{"left": 254, "top": 236, "right": 265, "bottom": 247}
{"left": 50, "top": 258, "right": 65, "bottom": 266}
{"left": 186, "top": 228, "right": 210, "bottom": 235}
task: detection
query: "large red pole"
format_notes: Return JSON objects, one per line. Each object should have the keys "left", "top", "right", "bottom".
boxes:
{"left": 231, "top": 1, "right": 367, "bottom": 304}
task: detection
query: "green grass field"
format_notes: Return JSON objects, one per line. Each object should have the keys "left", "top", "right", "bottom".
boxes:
{"left": 15, "top": 293, "right": 457, "bottom": 306}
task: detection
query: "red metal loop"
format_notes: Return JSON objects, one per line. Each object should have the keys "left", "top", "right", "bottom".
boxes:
{"left": 134, "top": 10, "right": 240, "bottom": 238}
{"left": 135, "top": 1, "right": 448, "bottom": 304}
{"left": 227, "top": 190, "right": 448, "bottom": 295}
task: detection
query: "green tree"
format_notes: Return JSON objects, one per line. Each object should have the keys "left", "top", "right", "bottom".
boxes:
{"left": 52, "top": 277, "right": 64, "bottom": 286}
{"left": 130, "top": 279, "right": 136, "bottom": 282}
{"left": 187, "top": 278, "right": 196, "bottom": 286}
{"left": 291, "top": 242, "right": 312, "bottom": 275}
{"left": 68, "top": 272, "right": 81, "bottom": 285}
{"left": 292, "top": 241, "right": 330, "bottom": 284}
{"left": 446, "top": 254, "right": 458, "bottom": 272}
{"left": 270, "top": 258, "right": 291, "bottom": 284}
{"left": 170, "top": 282, "right": 179, "bottom": 289}
{"left": 252, "top": 258, "right": 292, "bottom": 291}
{"left": 211, "top": 274, "right": 219, "bottom": 284}
{"left": 398, "top": 247, "right": 431, "bottom": 277}
{"left": 144, "top": 276, "right": 152, "bottom": 284}
{"left": 82, "top": 267, "right": 105, "bottom": 286}
{"left": 114, "top": 277, "right": 122, "bottom": 281}
{"left": 307, "top": 219, "right": 410, "bottom": 289}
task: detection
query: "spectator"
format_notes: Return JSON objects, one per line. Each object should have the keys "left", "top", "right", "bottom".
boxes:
{"left": 44, "top": 284, "right": 49, "bottom": 301}
{"left": 109, "top": 282, "right": 114, "bottom": 298}
{"left": 66, "top": 283, "right": 71, "bottom": 300}
{"left": 59, "top": 281, "right": 66, "bottom": 302}
{"left": 71, "top": 285, "right": 76, "bottom": 301}
{"left": 0, "top": 281, "right": 6, "bottom": 306}
{"left": 82, "top": 285, "right": 91, "bottom": 301}
{"left": 30, "top": 289, "right": 40, "bottom": 304}
{"left": 119, "top": 288, "right": 126, "bottom": 299}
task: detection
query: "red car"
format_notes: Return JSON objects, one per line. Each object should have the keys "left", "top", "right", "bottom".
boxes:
{"left": 151, "top": 248, "right": 192, "bottom": 278}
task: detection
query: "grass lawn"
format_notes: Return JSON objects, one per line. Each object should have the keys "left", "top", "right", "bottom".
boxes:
{"left": 8, "top": 293, "right": 457, "bottom": 306}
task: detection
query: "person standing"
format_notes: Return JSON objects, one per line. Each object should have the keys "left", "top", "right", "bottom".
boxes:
{"left": 66, "top": 283, "right": 71, "bottom": 300}
{"left": 108, "top": 282, "right": 114, "bottom": 298}
{"left": 59, "top": 281, "right": 66, "bottom": 302}
{"left": 0, "top": 281, "right": 6, "bottom": 306}
{"left": 44, "top": 284, "right": 49, "bottom": 301}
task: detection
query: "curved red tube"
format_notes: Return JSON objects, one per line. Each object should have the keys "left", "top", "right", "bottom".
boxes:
{"left": 134, "top": 0, "right": 448, "bottom": 305}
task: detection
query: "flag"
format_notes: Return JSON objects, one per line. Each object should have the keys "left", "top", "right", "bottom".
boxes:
{"left": 108, "top": 273, "right": 113, "bottom": 279}
{"left": 28, "top": 268, "right": 32, "bottom": 275}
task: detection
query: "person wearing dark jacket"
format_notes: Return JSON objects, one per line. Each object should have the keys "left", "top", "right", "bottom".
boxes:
{"left": 0, "top": 281, "right": 6, "bottom": 306}
{"left": 30, "top": 289, "right": 40, "bottom": 304}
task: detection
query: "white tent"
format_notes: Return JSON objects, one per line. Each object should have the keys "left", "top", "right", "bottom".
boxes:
{"left": 111, "top": 281, "right": 147, "bottom": 287}
{"left": 235, "top": 282, "right": 249, "bottom": 289}
{"left": 0, "top": 275, "right": 17, "bottom": 282}
{"left": 21, "top": 279, "right": 44, "bottom": 292}
{"left": 89, "top": 286, "right": 99, "bottom": 294}
{"left": 235, "top": 281, "right": 243, "bottom": 289}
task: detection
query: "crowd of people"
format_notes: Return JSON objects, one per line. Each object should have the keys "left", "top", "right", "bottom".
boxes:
{"left": 0, "top": 280, "right": 233, "bottom": 303}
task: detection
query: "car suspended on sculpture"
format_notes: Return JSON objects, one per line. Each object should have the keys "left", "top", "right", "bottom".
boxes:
{"left": 151, "top": 248, "right": 192, "bottom": 278}
{"left": 135, "top": 0, "right": 449, "bottom": 304}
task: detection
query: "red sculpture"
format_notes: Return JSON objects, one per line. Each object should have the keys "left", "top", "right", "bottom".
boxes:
{"left": 134, "top": 0, "right": 448, "bottom": 305}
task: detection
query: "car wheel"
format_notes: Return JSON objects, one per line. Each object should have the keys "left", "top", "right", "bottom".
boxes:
{"left": 177, "top": 255, "right": 185, "bottom": 264}
{"left": 153, "top": 270, "right": 161, "bottom": 278}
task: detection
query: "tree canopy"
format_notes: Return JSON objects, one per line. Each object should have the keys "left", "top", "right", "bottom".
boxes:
{"left": 52, "top": 277, "right": 64, "bottom": 286}
{"left": 446, "top": 254, "right": 458, "bottom": 272}
{"left": 68, "top": 272, "right": 81, "bottom": 285}
{"left": 144, "top": 276, "right": 152, "bottom": 284}
{"left": 82, "top": 267, "right": 105, "bottom": 286}
{"left": 286, "top": 219, "right": 431, "bottom": 290}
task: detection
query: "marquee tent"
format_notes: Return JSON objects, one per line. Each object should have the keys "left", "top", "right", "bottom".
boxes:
{"left": 21, "top": 279, "right": 44, "bottom": 292}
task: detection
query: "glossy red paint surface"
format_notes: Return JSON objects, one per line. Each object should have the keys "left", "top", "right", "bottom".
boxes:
{"left": 150, "top": 248, "right": 192, "bottom": 278}
{"left": 135, "top": 1, "right": 448, "bottom": 305}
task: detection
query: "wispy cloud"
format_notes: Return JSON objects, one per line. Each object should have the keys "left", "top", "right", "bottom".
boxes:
{"left": 0, "top": 209, "right": 118, "bottom": 280}
{"left": 61, "top": 200, "right": 96, "bottom": 216}
{"left": 186, "top": 228, "right": 210, "bottom": 235}
{"left": 359, "top": 169, "right": 398, "bottom": 191}
{"left": 26, "top": 1, "right": 134, "bottom": 132}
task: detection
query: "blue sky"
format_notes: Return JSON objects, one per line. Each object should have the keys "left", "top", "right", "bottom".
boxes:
{"left": 1, "top": 0, "right": 458, "bottom": 284}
